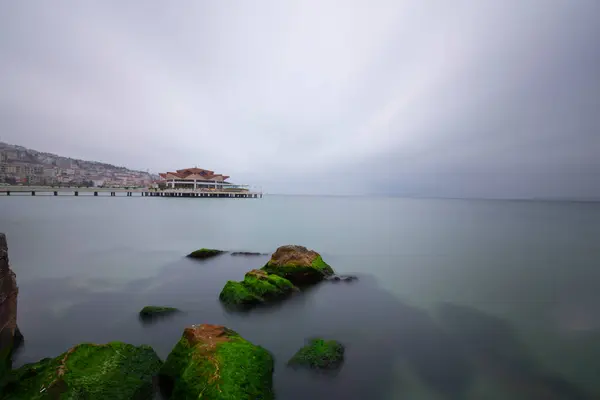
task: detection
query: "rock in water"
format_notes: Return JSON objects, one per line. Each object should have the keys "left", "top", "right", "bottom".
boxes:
{"left": 186, "top": 248, "right": 224, "bottom": 259}
{"left": 325, "top": 275, "right": 358, "bottom": 283}
{"left": 261, "top": 245, "right": 334, "bottom": 285}
{"left": 288, "top": 339, "right": 345, "bottom": 370}
{"left": 0, "top": 342, "right": 162, "bottom": 399}
{"left": 0, "top": 233, "right": 19, "bottom": 376}
{"left": 219, "top": 269, "right": 297, "bottom": 307}
{"left": 230, "top": 252, "right": 267, "bottom": 256}
{"left": 160, "top": 324, "right": 274, "bottom": 399}
{"left": 139, "top": 306, "right": 180, "bottom": 320}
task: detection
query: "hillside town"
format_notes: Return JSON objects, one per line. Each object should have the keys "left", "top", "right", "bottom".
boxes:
{"left": 0, "top": 142, "right": 156, "bottom": 187}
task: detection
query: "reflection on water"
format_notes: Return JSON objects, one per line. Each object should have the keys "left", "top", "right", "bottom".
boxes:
{"left": 12, "top": 254, "right": 595, "bottom": 399}
{"left": 437, "top": 303, "right": 590, "bottom": 400}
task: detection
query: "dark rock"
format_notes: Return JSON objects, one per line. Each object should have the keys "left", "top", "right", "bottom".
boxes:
{"left": 159, "top": 324, "right": 274, "bottom": 399}
{"left": 261, "top": 245, "right": 334, "bottom": 285}
{"left": 139, "top": 306, "right": 179, "bottom": 320}
{"left": 326, "top": 275, "right": 358, "bottom": 283}
{"left": 186, "top": 248, "right": 224, "bottom": 259}
{"left": 0, "top": 233, "right": 19, "bottom": 376}
{"left": 231, "top": 252, "right": 268, "bottom": 256}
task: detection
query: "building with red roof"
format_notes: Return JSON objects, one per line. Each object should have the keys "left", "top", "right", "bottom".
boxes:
{"left": 156, "top": 167, "right": 248, "bottom": 191}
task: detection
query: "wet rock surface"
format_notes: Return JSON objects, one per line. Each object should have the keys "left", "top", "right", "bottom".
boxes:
{"left": 0, "top": 233, "right": 19, "bottom": 375}
{"left": 262, "top": 245, "right": 335, "bottom": 285}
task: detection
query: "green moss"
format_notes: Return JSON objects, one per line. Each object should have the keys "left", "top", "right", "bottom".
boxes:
{"left": 0, "top": 357, "right": 59, "bottom": 400}
{"left": 219, "top": 281, "right": 263, "bottom": 305}
{"left": 187, "top": 248, "right": 224, "bottom": 259}
{"left": 139, "top": 306, "right": 179, "bottom": 318}
{"left": 219, "top": 271, "right": 296, "bottom": 306}
{"left": 160, "top": 327, "right": 274, "bottom": 399}
{"left": 311, "top": 255, "right": 335, "bottom": 275}
{"left": 288, "top": 339, "right": 345, "bottom": 370}
{"left": 0, "top": 342, "right": 162, "bottom": 399}
{"left": 265, "top": 274, "right": 295, "bottom": 291}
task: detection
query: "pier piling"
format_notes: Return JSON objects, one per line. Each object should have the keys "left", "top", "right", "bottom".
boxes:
{"left": 1, "top": 188, "right": 262, "bottom": 199}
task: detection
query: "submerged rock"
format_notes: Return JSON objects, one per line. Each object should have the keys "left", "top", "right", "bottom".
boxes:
{"left": 261, "top": 245, "right": 334, "bottom": 285}
{"left": 219, "top": 269, "right": 297, "bottom": 306}
{"left": 288, "top": 339, "right": 345, "bottom": 370}
{"left": 139, "top": 306, "right": 179, "bottom": 319}
{"left": 0, "top": 342, "right": 162, "bottom": 399}
{"left": 231, "top": 251, "right": 267, "bottom": 256}
{"left": 160, "top": 324, "right": 274, "bottom": 399}
{"left": 326, "top": 275, "right": 358, "bottom": 283}
{"left": 187, "top": 248, "right": 224, "bottom": 259}
{"left": 0, "top": 233, "right": 19, "bottom": 376}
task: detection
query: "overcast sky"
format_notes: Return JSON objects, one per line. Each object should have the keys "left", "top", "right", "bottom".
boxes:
{"left": 0, "top": 1, "right": 598, "bottom": 197}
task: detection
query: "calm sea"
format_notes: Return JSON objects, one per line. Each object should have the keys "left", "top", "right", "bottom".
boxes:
{"left": 1, "top": 194, "right": 599, "bottom": 399}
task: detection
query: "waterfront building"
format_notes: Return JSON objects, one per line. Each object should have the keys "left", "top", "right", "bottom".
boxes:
{"left": 157, "top": 167, "right": 248, "bottom": 191}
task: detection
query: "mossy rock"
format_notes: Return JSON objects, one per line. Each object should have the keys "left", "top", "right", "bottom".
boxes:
{"left": 159, "top": 324, "right": 274, "bottom": 399}
{"left": 187, "top": 248, "right": 224, "bottom": 259}
{"left": 0, "top": 342, "right": 162, "bottom": 399}
{"left": 261, "top": 245, "right": 334, "bottom": 285}
{"left": 219, "top": 269, "right": 297, "bottom": 307}
{"left": 139, "top": 306, "right": 179, "bottom": 319}
{"left": 288, "top": 339, "right": 345, "bottom": 370}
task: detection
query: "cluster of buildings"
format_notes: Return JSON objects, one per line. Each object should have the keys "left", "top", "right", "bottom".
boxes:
{"left": 0, "top": 143, "right": 155, "bottom": 188}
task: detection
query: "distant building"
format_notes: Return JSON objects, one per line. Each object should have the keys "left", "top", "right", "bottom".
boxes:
{"left": 90, "top": 177, "right": 105, "bottom": 187}
{"left": 43, "top": 168, "right": 57, "bottom": 177}
{"left": 157, "top": 167, "right": 250, "bottom": 191}
{"left": 56, "top": 158, "right": 74, "bottom": 168}
{"left": 2, "top": 150, "right": 19, "bottom": 161}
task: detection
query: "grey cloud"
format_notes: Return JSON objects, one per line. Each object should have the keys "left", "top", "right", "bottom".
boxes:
{"left": 1, "top": 0, "right": 598, "bottom": 197}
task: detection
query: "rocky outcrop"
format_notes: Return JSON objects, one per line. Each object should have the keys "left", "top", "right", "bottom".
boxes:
{"left": 160, "top": 324, "right": 274, "bottom": 399}
{"left": 0, "top": 233, "right": 19, "bottom": 375}
{"left": 0, "top": 342, "right": 162, "bottom": 399}
{"left": 288, "top": 339, "right": 345, "bottom": 370}
{"left": 219, "top": 246, "right": 334, "bottom": 308}
{"left": 187, "top": 248, "right": 225, "bottom": 259}
{"left": 261, "top": 245, "right": 334, "bottom": 285}
{"left": 219, "top": 269, "right": 297, "bottom": 307}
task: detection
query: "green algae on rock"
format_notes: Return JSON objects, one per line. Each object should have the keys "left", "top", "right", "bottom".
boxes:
{"left": 159, "top": 324, "right": 274, "bottom": 399}
{"left": 219, "top": 269, "right": 297, "bottom": 307}
{"left": 187, "top": 248, "right": 224, "bottom": 259}
{"left": 0, "top": 342, "right": 162, "bottom": 400}
{"left": 139, "top": 306, "right": 179, "bottom": 319}
{"left": 261, "top": 245, "right": 334, "bottom": 285}
{"left": 288, "top": 339, "right": 345, "bottom": 370}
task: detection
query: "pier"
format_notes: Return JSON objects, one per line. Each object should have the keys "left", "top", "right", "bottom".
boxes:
{"left": 0, "top": 187, "right": 262, "bottom": 199}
